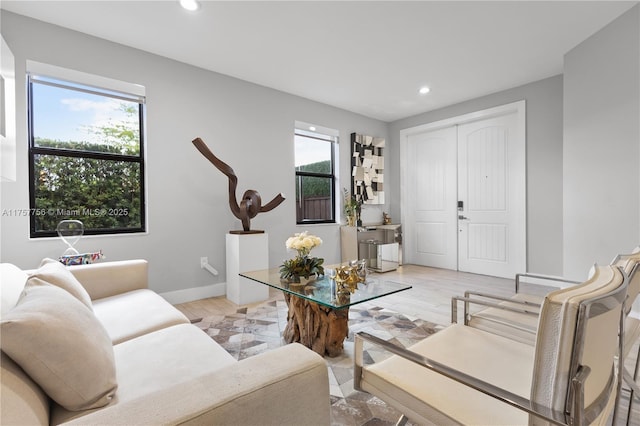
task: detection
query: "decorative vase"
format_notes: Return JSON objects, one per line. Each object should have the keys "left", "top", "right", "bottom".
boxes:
{"left": 347, "top": 215, "right": 356, "bottom": 226}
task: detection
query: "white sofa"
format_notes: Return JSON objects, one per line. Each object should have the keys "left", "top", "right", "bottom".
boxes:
{"left": 1, "top": 259, "right": 330, "bottom": 425}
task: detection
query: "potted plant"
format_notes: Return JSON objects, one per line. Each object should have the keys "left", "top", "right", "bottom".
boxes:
{"left": 343, "top": 188, "right": 360, "bottom": 226}
{"left": 280, "top": 231, "right": 325, "bottom": 282}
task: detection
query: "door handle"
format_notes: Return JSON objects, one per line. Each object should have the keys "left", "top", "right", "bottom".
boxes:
{"left": 458, "top": 215, "right": 469, "bottom": 220}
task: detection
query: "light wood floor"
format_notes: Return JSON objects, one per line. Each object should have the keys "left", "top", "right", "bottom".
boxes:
{"left": 176, "top": 264, "right": 548, "bottom": 325}
{"left": 175, "top": 264, "right": 640, "bottom": 425}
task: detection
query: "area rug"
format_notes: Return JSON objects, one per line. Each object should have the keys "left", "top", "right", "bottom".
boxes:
{"left": 193, "top": 299, "right": 444, "bottom": 426}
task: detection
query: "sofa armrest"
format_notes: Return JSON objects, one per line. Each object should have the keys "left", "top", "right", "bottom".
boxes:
{"left": 62, "top": 343, "right": 330, "bottom": 426}
{"left": 68, "top": 260, "right": 148, "bottom": 300}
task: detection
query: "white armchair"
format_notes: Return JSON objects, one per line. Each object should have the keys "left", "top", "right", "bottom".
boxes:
{"left": 455, "top": 248, "right": 640, "bottom": 424}
{"left": 354, "top": 264, "right": 627, "bottom": 425}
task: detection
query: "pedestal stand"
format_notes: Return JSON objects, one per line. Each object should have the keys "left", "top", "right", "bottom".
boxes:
{"left": 226, "top": 233, "right": 269, "bottom": 305}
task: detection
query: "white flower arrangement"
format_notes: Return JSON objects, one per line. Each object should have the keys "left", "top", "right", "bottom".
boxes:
{"left": 280, "top": 231, "right": 324, "bottom": 280}
{"left": 285, "top": 231, "right": 322, "bottom": 257}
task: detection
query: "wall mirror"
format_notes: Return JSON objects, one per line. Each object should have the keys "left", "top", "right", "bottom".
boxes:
{"left": 351, "top": 132, "right": 384, "bottom": 205}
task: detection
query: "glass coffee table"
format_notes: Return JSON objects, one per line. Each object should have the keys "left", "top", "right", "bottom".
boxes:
{"left": 240, "top": 267, "right": 412, "bottom": 357}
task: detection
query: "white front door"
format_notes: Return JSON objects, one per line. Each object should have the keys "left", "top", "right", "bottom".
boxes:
{"left": 404, "top": 126, "right": 457, "bottom": 269}
{"left": 401, "top": 101, "right": 526, "bottom": 279}
{"left": 457, "top": 112, "right": 526, "bottom": 278}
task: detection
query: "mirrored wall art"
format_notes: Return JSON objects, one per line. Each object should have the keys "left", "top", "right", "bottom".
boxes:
{"left": 351, "top": 132, "right": 384, "bottom": 205}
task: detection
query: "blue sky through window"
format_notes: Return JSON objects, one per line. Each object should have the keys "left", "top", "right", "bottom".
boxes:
{"left": 32, "top": 82, "right": 137, "bottom": 146}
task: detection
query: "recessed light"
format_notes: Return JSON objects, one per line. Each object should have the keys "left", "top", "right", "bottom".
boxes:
{"left": 419, "top": 86, "right": 430, "bottom": 95}
{"left": 309, "top": 126, "right": 316, "bottom": 131}
{"left": 180, "top": 0, "right": 200, "bottom": 11}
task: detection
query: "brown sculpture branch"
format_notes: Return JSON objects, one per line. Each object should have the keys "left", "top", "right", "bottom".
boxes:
{"left": 192, "top": 137, "right": 285, "bottom": 233}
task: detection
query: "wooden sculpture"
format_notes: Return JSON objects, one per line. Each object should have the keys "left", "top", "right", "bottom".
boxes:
{"left": 192, "top": 137, "right": 285, "bottom": 233}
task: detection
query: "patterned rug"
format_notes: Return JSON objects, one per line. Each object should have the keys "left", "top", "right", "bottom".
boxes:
{"left": 193, "top": 299, "right": 444, "bottom": 426}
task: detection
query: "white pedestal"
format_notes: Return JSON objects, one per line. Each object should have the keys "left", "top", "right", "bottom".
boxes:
{"left": 226, "top": 233, "right": 269, "bottom": 305}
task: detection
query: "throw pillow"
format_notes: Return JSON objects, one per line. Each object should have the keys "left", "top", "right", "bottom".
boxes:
{"left": 1, "top": 282, "right": 117, "bottom": 411}
{"left": 29, "top": 258, "right": 93, "bottom": 310}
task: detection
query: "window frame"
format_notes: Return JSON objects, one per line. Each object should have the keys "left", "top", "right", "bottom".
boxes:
{"left": 294, "top": 128, "right": 337, "bottom": 225}
{"left": 27, "top": 71, "right": 146, "bottom": 238}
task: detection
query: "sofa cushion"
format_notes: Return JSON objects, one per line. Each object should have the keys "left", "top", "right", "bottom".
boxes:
{"left": 92, "top": 289, "right": 190, "bottom": 344}
{"left": 0, "top": 263, "right": 28, "bottom": 316}
{"left": 112, "top": 324, "right": 236, "bottom": 398}
{"left": 1, "top": 282, "right": 117, "bottom": 411}
{"left": 0, "top": 351, "right": 49, "bottom": 426}
{"left": 28, "top": 258, "right": 93, "bottom": 310}
{"left": 51, "top": 323, "right": 236, "bottom": 424}
{"left": 68, "top": 259, "right": 148, "bottom": 300}
{"left": 57, "top": 343, "right": 330, "bottom": 426}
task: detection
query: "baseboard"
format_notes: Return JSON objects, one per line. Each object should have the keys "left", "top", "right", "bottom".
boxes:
{"left": 160, "top": 282, "right": 226, "bottom": 305}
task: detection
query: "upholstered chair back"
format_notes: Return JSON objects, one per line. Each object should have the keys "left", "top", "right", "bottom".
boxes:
{"left": 612, "top": 247, "right": 640, "bottom": 315}
{"left": 530, "top": 264, "right": 626, "bottom": 425}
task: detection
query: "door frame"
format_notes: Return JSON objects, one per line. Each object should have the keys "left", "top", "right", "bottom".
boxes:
{"left": 399, "top": 100, "right": 527, "bottom": 273}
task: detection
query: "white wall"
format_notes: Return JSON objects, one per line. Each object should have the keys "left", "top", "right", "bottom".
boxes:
{"left": 3, "top": 6, "right": 637, "bottom": 295}
{"left": 0, "top": 11, "right": 389, "bottom": 297}
{"left": 388, "top": 75, "right": 565, "bottom": 276}
{"left": 563, "top": 5, "right": 640, "bottom": 280}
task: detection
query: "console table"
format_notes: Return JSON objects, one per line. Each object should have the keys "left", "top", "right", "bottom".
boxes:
{"left": 340, "top": 224, "right": 402, "bottom": 271}
{"left": 240, "top": 268, "right": 411, "bottom": 357}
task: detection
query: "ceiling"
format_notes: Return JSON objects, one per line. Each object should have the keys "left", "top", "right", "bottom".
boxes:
{"left": 1, "top": 1, "right": 637, "bottom": 122}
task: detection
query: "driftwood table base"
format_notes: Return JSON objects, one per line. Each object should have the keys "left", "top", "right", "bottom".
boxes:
{"left": 282, "top": 292, "right": 349, "bottom": 357}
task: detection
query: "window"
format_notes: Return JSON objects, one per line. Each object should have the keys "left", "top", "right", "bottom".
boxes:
{"left": 294, "top": 125, "right": 337, "bottom": 224}
{"left": 27, "top": 64, "right": 145, "bottom": 237}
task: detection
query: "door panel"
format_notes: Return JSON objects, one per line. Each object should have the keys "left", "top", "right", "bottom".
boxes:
{"left": 466, "top": 127, "right": 507, "bottom": 211}
{"left": 458, "top": 113, "right": 525, "bottom": 278}
{"left": 417, "top": 222, "right": 446, "bottom": 255}
{"left": 404, "top": 127, "right": 457, "bottom": 269}
{"left": 401, "top": 102, "right": 526, "bottom": 278}
{"left": 466, "top": 223, "right": 507, "bottom": 262}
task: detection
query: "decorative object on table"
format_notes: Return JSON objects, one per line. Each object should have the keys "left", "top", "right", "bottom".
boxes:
{"left": 192, "top": 137, "right": 285, "bottom": 234}
{"left": 343, "top": 188, "right": 360, "bottom": 227}
{"left": 383, "top": 211, "right": 392, "bottom": 225}
{"left": 279, "top": 231, "right": 324, "bottom": 282}
{"left": 351, "top": 132, "right": 385, "bottom": 205}
{"left": 59, "top": 250, "right": 104, "bottom": 266}
{"left": 56, "top": 220, "right": 104, "bottom": 265}
{"left": 351, "top": 258, "right": 368, "bottom": 282}
{"left": 57, "top": 220, "right": 84, "bottom": 255}
{"left": 333, "top": 260, "right": 367, "bottom": 294}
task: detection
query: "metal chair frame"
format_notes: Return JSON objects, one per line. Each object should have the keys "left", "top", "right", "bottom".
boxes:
{"left": 355, "top": 268, "right": 628, "bottom": 426}
{"left": 450, "top": 273, "right": 580, "bottom": 330}
{"left": 453, "top": 260, "right": 640, "bottom": 424}
{"left": 451, "top": 291, "right": 541, "bottom": 326}
{"left": 610, "top": 254, "right": 640, "bottom": 424}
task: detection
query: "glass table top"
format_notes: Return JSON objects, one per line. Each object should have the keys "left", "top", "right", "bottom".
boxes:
{"left": 240, "top": 266, "right": 412, "bottom": 309}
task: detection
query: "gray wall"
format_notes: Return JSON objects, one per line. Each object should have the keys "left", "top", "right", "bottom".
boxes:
{"left": 0, "top": 11, "right": 389, "bottom": 296}
{"left": 563, "top": 5, "right": 640, "bottom": 280}
{"left": 388, "top": 75, "right": 565, "bottom": 276}
{"left": 3, "top": 5, "right": 638, "bottom": 294}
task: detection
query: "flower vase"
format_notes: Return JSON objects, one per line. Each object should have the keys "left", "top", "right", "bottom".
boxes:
{"left": 347, "top": 215, "right": 356, "bottom": 226}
